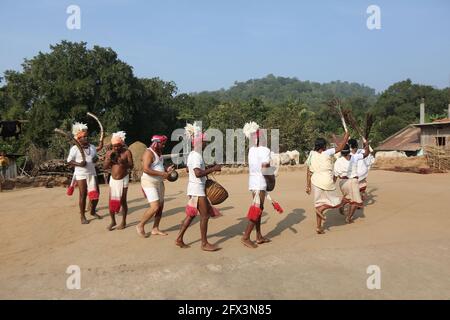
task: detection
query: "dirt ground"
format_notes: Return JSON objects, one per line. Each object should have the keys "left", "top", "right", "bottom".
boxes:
{"left": 0, "top": 169, "right": 449, "bottom": 300}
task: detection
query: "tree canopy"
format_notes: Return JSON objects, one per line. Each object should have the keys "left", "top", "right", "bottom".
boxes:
{"left": 1, "top": 41, "right": 449, "bottom": 166}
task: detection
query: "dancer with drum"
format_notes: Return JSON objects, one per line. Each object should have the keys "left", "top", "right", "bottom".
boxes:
{"left": 175, "top": 123, "right": 222, "bottom": 251}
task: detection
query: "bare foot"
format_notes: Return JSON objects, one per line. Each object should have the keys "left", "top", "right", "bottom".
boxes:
{"left": 81, "top": 216, "right": 89, "bottom": 225}
{"left": 91, "top": 213, "right": 102, "bottom": 220}
{"left": 116, "top": 222, "right": 126, "bottom": 230}
{"left": 256, "top": 237, "right": 271, "bottom": 244}
{"left": 201, "top": 243, "right": 220, "bottom": 251}
{"left": 151, "top": 229, "right": 168, "bottom": 236}
{"left": 316, "top": 227, "right": 325, "bottom": 234}
{"left": 107, "top": 221, "right": 116, "bottom": 231}
{"left": 241, "top": 238, "right": 258, "bottom": 248}
{"left": 175, "top": 240, "right": 190, "bottom": 248}
{"left": 345, "top": 217, "right": 354, "bottom": 224}
{"left": 136, "top": 225, "right": 148, "bottom": 238}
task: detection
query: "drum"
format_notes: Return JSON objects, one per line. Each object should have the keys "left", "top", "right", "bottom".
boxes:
{"left": 205, "top": 178, "right": 228, "bottom": 205}
{"left": 167, "top": 170, "right": 179, "bottom": 182}
{"left": 265, "top": 175, "right": 276, "bottom": 192}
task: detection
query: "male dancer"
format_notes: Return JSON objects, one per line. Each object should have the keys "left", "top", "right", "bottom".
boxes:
{"left": 306, "top": 131, "right": 350, "bottom": 234}
{"left": 175, "top": 124, "right": 221, "bottom": 251}
{"left": 334, "top": 141, "right": 369, "bottom": 223}
{"left": 67, "top": 122, "right": 103, "bottom": 224}
{"left": 241, "top": 121, "right": 273, "bottom": 248}
{"left": 104, "top": 131, "right": 133, "bottom": 230}
{"left": 137, "top": 135, "right": 175, "bottom": 237}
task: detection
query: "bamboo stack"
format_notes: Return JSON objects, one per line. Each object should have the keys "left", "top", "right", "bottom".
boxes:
{"left": 425, "top": 146, "right": 450, "bottom": 172}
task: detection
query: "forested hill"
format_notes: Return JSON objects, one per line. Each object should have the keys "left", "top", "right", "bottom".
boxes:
{"left": 192, "top": 74, "right": 377, "bottom": 106}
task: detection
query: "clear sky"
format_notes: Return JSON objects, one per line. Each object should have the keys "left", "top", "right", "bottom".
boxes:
{"left": 1, "top": 0, "right": 449, "bottom": 93}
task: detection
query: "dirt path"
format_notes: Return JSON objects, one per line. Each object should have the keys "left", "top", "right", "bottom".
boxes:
{"left": 0, "top": 169, "right": 449, "bottom": 299}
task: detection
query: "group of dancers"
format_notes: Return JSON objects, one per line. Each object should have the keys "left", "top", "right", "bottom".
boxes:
{"left": 306, "top": 131, "right": 374, "bottom": 234}
{"left": 66, "top": 120, "right": 374, "bottom": 251}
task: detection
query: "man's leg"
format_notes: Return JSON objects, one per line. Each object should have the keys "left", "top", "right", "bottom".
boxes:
{"left": 77, "top": 179, "right": 89, "bottom": 224}
{"left": 255, "top": 191, "right": 270, "bottom": 244}
{"left": 198, "top": 196, "right": 218, "bottom": 251}
{"left": 176, "top": 215, "right": 195, "bottom": 248}
{"left": 242, "top": 192, "right": 259, "bottom": 248}
{"left": 151, "top": 202, "right": 168, "bottom": 235}
{"left": 90, "top": 177, "right": 101, "bottom": 219}
{"left": 117, "top": 187, "right": 128, "bottom": 230}
{"left": 346, "top": 204, "right": 357, "bottom": 223}
{"left": 315, "top": 205, "right": 327, "bottom": 234}
{"left": 136, "top": 200, "right": 160, "bottom": 237}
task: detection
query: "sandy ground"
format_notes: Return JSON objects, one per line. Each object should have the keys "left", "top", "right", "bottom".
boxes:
{"left": 0, "top": 169, "right": 449, "bottom": 300}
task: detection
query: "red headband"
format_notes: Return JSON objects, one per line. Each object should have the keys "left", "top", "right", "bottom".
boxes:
{"left": 151, "top": 135, "right": 168, "bottom": 143}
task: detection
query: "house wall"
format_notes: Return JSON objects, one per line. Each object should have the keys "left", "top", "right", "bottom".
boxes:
{"left": 420, "top": 125, "right": 450, "bottom": 149}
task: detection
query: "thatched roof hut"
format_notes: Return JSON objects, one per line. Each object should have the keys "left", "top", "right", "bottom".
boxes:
{"left": 128, "top": 141, "right": 147, "bottom": 181}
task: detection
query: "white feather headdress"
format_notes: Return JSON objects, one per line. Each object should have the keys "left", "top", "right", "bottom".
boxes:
{"left": 72, "top": 122, "right": 88, "bottom": 137}
{"left": 243, "top": 121, "right": 259, "bottom": 139}
{"left": 184, "top": 122, "right": 202, "bottom": 138}
{"left": 112, "top": 131, "right": 126, "bottom": 142}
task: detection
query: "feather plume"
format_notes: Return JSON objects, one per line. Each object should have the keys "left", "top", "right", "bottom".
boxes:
{"left": 184, "top": 122, "right": 202, "bottom": 138}
{"left": 71, "top": 122, "right": 88, "bottom": 137}
{"left": 243, "top": 121, "right": 259, "bottom": 139}
{"left": 112, "top": 131, "right": 126, "bottom": 142}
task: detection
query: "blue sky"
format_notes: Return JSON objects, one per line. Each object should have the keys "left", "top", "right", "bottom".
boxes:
{"left": 1, "top": 0, "right": 449, "bottom": 93}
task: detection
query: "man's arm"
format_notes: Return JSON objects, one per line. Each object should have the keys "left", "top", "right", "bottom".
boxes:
{"left": 362, "top": 139, "right": 370, "bottom": 158}
{"left": 194, "top": 164, "right": 221, "bottom": 178}
{"left": 306, "top": 167, "right": 312, "bottom": 194}
{"left": 335, "top": 131, "right": 350, "bottom": 154}
{"left": 126, "top": 150, "right": 134, "bottom": 170}
{"left": 67, "top": 148, "right": 86, "bottom": 167}
{"left": 103, "top": 151, "right": 113, "bottom": 170}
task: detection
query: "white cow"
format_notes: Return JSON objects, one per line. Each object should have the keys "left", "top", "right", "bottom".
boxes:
{"left": 286, "top": 150, "right": 300, "bottom": 165}
{"left": 375, "top": 151, "right": 407, "bottom": 159}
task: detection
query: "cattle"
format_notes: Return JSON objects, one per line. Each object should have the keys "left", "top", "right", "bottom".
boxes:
{"left": 285, "top": 150, "right": 300, "bottom": 165}
{"left": 375, "top": 151, "right": 407, "bottom": 158}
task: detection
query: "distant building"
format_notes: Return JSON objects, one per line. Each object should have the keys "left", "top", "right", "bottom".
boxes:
{"left": 375, "top": 100, "right": 450, "bottom": 155}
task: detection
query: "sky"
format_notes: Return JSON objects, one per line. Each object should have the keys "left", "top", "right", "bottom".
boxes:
{"left": 0, "top": 0, "right": 449, "bottom": 93}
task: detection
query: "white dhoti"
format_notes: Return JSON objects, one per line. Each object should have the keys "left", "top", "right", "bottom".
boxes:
{"left": 75, "top": 174, "right": 99, "bottom": 201}
{"left": 141, "top": 174, "right": 165, "bottom": 203}
{"left": 313, "top": 185, "right": 342, "bottom": 209}
{"left": 109, "top": 175, "right": 129, "bottom": 214}
{"left": 339, "top": 178, "right": 363, "bottom": 208}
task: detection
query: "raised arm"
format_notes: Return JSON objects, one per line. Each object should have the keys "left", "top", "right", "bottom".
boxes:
{"left": 362, "top": 138, "right": 370, "bottom": 158}
{"left": 335, "top": 131, "right": 350, "bottom": 154}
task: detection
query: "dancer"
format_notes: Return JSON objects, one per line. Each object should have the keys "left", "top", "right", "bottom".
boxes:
{"left": 175, "top": 123, "right": 222, "bottom": 251}
{"left": 104, "top": 131, "right": 133, "bottom": 231}
{"left": 348, "top": 138, "right": 375, "bottom": 201}
{"left": 137, "top": 135, "right": 175, "bottom": 237}
{"left": 66, "top": 122, "right": 103, "bottom": 224}
{"left": 334, "top": 141, "right": 369, "bottom": 223}
{"left": 306, "top": 131, "right": 350, "bottom": 234}
{"left": 241, "top": 121, "right": 273, "bottom": 248}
